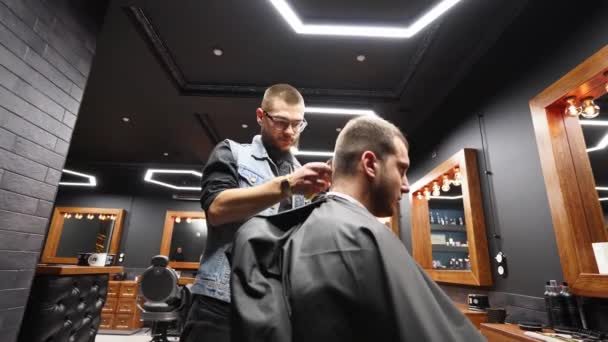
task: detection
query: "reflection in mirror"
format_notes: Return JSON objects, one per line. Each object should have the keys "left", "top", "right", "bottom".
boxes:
{"left": 428, "top": 183, "right": 469, "bottom": 270}
{"left": 56, "top": 215, "right": 115, "bottom": 257}
{"left": 169, "top": 218, "right": 207, "bottom": 263}
{"left": 580, "top": 93, "right": 608, "bottom": 230}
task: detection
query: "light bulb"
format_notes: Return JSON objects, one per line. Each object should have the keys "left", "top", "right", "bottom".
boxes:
{"left": 186, "top": 217, "right": 192, "bottom": 224}
{"left": 432, "top": 181, "right": 440, "bottom": 196}
{"left": 416, "top": 192, "right": 423, "bottom": 200}
{"left": 175, "top": 217, "right": 181, "bottom": 223}
{"left": 88, "top": 214, "right": 94, "bottom": 220}
{"left": 441, "top": 175, "right": 451, "bottom": 192}
{"left": 564, "top": 96, "right": 581, "bottom": 117}
{"left": 423, "top": 187, "right": 431, "bottom": 200}
{"left": 64, "top": 213, "right": 68, "bottom": 218}
{"left": 453, "top": 168, "right": 462, "bottom": 186}
{"left": 75, "top": 214, "right": 81, "bottom": 219}
{"left": 110, "top": 215, "right": 116, "bottom": 220}
{"left": 581, "top": 97, "right": 600, "bottom": 119}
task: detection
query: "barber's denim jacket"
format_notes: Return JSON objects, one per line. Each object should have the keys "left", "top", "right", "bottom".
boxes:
{"left": 191, "top": 135, "right": 306, "bottom": 302}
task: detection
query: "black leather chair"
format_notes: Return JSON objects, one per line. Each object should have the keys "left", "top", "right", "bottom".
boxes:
{"left": 139, "top": 255, "right": 189, "bottom": 342}
{"left": 18, "top": 274, "right": 108, "bottom": 342}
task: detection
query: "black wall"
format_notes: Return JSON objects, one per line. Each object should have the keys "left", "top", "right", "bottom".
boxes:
{"left": 399, "top": 0, "right": 608, "bottom": 327}
{"left": 55, "top": 191, "right": 202, "bottom": 270}
{"left": 0, "top": 1, "right": 102, "bottom": 340}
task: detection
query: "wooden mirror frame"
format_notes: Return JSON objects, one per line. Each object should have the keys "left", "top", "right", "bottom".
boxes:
{"left": 410, "top": 149, "right": 492, "bottom": 286}
{"left": 160, "top": 210, "right": 206, "bottom": 270}
{"left": 530, "top": 45, "right": 608, "bottom": 298}
{"left": 41, "top": 207, "right": 126, "bottom": 264}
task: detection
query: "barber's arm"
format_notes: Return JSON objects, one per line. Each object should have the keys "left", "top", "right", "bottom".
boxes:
{"left": 207, "top": 163, "right": 331, "bottom": 226}
{"left": 200, "top": 141, "right": 331, "bottom": 227}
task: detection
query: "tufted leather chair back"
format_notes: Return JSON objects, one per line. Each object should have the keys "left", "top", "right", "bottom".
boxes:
{"left": 18, "top": 274, "right": 108, "bottom": 342}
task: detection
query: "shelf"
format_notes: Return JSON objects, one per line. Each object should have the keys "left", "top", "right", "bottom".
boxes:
{"left": 432, "top": 245, "right": 469, "bottom": 253}
{"left": 430, "top": 224, "right": 467, "bottom": 233}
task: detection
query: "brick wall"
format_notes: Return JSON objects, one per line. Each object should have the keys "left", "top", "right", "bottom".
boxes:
{"left": 0, "top": 0, "right": 98, "bottom": 340}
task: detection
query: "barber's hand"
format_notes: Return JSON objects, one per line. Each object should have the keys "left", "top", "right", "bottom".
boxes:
{"left": 288, "top": 162, "right": 332, "bottom": 196}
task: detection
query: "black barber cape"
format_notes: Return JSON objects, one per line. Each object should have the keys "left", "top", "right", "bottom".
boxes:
{"left": 231, "top": 195, "right": 485, "bottom": 342}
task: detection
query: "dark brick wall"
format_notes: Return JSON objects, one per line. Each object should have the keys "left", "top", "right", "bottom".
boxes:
{"left": 0, "top": 0, "right": 99, "bottom": 340}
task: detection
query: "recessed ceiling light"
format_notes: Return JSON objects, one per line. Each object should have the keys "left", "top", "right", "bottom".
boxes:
{"left": 213, "top": 48, "right": 223, "bottom": 56}
{"left": 356, "top": 54, "right": 366, "bottom": 62}
{"left": 242, "top": 124, "right": 248, "bottom": 128}
{"left": 268, "top": 0, "right": 461, "bottom": 39}
{"left": 596, "top": 187, "right": 608, "bottom": 191}
{"left": 144, "top": 169, "right": 202, "bottom": 191}
{"left": 163, "top": 152, "right": 169, "bottom": 157}
{"left": 59, "top": 169, "right": 97, "bottom": 187}
{"left": 336, "top": 128, "right": 342, "bottom": 132}
{"left": 122, "top": 117, "right": 131, "bottom": 123}
{"left": 306, "top": 107, "right": 377, "bottom": 116}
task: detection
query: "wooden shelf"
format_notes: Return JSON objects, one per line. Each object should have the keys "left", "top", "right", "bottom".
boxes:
{"left": 480, "top": 323, "right": 549, "bottom": 342}
{"left": 36, "top": 264, "right": 124, "bottom": 275}
{"left": 432, "top": 245, "right": 469, "bottom": 253}
{"left": 430, "top": 224, "right": 467, "bottom": 232}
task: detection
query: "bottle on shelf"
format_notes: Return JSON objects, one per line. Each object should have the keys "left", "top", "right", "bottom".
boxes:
{"left": 458, "top": 217, "right": 464, "bottom": 225}
{"left": 548, "top": 280, "right": 566, "bottom": 327}
{"left": 430, "top": 211, "right": 435, "bottom": 224}
{"left": 560, "top": 282, "right": 581, "bottom": 328}
{"left": 544, "top": 282, "right": 554, "bottom": 327}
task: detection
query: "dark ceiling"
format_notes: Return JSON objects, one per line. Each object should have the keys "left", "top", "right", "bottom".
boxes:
{"left": 61, "top": 0, "right": 555, "bottom": 195}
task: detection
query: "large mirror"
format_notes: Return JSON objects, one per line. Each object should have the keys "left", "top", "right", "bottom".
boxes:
{"left": 160, "top": 210, "right": 207, "bottom": 269}
{"left": 41, "top": 207, "right": 125, "bottom": 264}
{"left": 410, "top": 148, "right": 492, "bottom": 286}
{"left": 530, "top": 45, "right": 608, "bottom": 297}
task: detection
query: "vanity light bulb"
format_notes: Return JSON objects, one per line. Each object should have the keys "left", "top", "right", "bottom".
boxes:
{"left": 564, "top": 96, "right": 582, "bottom": 117}
{"left": 175, "top": 217, "right": 181, "bottom": 223}
{"left": 441, "top": 175, "right": 451, "bottom": 192}
{"left": 423, "top": 187, "right": 431, "bottom": 200}
{"left": 416, "top": 192, "right": 423, "bottom": 200}
{"left": 186, "top": 217, "right": 192, "bottom": 224}
{"left": 64, "top": 213, "right": 68, "bottom": 218}
{"left": 110, "top": 215, "right": 116, "bottom": 220}
{"left": 431, "top": 181, "right": 440, "bottom": 196}
{"left": 88, "top": 214, "right": 94, "bottom": 220}
{"left": 453, "top": 168, "right": 462, "bottom": 186}
{"left": 581, "top": 97, "right": 600, "bottom": 119}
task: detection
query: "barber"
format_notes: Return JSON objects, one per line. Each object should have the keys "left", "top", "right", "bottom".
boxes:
{"left": 180, "top": 84, "right": 331, "bottom": 342}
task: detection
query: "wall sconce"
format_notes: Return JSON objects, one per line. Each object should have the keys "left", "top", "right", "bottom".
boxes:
{"left": 581, "top": 96, "right": 600, "bottom": 119}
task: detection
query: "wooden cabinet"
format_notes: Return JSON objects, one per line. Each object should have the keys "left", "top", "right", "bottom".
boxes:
{"left": 101, "top": 280, "right": 142, "bottom": 332}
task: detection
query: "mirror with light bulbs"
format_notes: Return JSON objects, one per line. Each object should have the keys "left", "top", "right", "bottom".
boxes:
{"left": 409, "top": 148, "right": 492, "bottom": 286}
{"left": 529, "top": 47, "right": 608, "bottom": 298}
{"left": 41, "top": 207, "right": 126, "bottom": 264}
{"left": 160, "top": 210, "right": 207, "bottom": 270}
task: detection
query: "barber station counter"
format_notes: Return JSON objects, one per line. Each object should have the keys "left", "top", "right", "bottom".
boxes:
{"left": 18, "top": 265, "right": 123, "bottom": 342}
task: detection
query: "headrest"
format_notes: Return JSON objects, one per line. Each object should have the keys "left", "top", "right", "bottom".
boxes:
{"left": 140, "top": 255, "right": 178, "bottom": 303}
{"left": 151, "top": 255, "right": 169, "bottom": 267}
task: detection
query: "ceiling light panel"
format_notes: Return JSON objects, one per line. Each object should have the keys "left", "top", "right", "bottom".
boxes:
{"left": 268, "top": 0, "right": 461, "bottom": 39}
{"left": 59, "top": 169, "right": 97, "bottom": 187}
{"left": 144, "top": 169, "right": 202, "bottom": 191}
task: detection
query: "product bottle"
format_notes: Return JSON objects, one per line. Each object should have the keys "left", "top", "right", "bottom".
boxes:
{"left": 560, "top": 282, "right": 581, "bottom": 328}
{"left": 430, "top": 211, "right": 435, "bottom": 224}
{"left": 544, "top": 282, "right": 554, "bottom": 327}
{"left": 549, "top": 280, "right": 566, "bottom": 327}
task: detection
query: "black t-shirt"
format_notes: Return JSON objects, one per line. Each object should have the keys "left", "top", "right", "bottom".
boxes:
{"left": 200, "top": 140, "right": 294, "bottom": 214}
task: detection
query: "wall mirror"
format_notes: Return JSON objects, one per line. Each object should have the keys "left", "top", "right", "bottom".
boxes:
{"left": 160, "top": 210, "right": 207, "bottom": 269}
{"left": 530, "top": 45, "right": 608, "bottom": 297}
{"left": 41, "top": 207, "right": 126, "bottom": 264}
{"left": 409, "top": 149, "right": 492, "bottom": 286}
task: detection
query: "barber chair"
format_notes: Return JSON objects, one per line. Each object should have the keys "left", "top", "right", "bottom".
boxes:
{"left": 139, "top": 255, "right": 190, "bottom": 342}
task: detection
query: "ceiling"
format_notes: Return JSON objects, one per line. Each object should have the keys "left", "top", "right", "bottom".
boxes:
{"left": 63, "top": 0, "right": 534, "bottom": 195}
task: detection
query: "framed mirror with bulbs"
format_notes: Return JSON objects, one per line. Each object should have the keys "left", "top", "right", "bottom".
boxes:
{"left": 160, "top": 210, "right": 207, "bottom": 270}
{"left": 41, "top": 207, "right": 126, "bottom": 264}
{"left": 409, "top": 148, "right": 492, "bottom": 286}
{"left": 530, "top": 45, "right": 608, "bottom": 298}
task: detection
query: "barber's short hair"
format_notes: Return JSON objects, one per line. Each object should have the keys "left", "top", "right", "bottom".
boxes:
{"left": 261, "top": 84, "right": 304, "bottom": 111}
{"left": 333, "top": 116, "right": 408, "bottom": 177}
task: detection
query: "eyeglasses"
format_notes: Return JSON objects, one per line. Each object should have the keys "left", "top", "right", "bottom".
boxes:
{"left": 263, "top": 111, "right": 308, "bottom": 133}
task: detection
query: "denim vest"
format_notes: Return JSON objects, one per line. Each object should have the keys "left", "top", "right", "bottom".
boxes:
{"left": 191, "top": 135, "right": 306, "bottom": 302}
